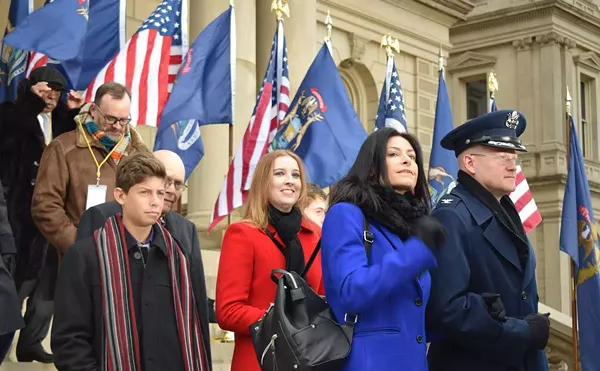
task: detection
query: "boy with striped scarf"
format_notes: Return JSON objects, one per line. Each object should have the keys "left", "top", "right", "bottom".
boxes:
{"left": 51, "top": 152, "right": 210, "bottom": 371}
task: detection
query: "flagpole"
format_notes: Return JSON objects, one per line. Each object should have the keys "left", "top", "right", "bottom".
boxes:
{"left": 380, "top": 33, "right": 399, "bottom": 106}
{"left": 324, "top": 10, "right": 333, "bottom": 47}
{"left": 488, "top": 71, "right": 498, "bottom": 112}
{"left": 438, "top": 44, "right": 444, "bottom": 77}
{"left": 566, "top": 87, "right": 581, "bottom": 371}
{"left": 227, "top": 0, "right": 236, "bottom": 227}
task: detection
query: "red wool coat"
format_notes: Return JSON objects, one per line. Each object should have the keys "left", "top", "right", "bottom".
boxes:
{"left": 216, "top": 219, "right": 324, "bottom": 371}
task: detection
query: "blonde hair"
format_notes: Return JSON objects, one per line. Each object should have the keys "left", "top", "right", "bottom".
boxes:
{"left": 243, "top": 150, "right": 309, "bottom": 229}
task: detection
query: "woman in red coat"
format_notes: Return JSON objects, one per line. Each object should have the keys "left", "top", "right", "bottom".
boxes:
{"left": 216, "top": 149, "right": 323, "bottom": 371}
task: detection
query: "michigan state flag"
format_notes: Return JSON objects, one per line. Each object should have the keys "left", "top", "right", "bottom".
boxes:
{"left": 559, "top": 114, "right": 600, "bottom": 371}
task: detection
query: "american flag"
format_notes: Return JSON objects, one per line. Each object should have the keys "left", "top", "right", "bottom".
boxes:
{"left": 208, "top": 20, "right": 289, "bottom": 232}
{"left": 491, "top": 97, "right": 543, "bottom": 233}
{"left": 375, "top": 56, "right": 407, "bottom": 132}
{"left": 25, "top": 51, "right": 49, "bottom": 77}
{"left": 83, "top": 0, "right": 187, "bottom": 127}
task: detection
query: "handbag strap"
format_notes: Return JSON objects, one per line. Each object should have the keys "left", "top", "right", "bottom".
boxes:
{"left": 345, "top": 214, "right": 374, "bottom": 327}
{"left": 264, "top": 229, "right": 320, "bottom": 279}
{"left": 300, "top": 239, "right": 321, "bottom": 278}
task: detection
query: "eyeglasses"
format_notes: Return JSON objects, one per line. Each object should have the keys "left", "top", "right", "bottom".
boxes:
{"left": 165, "top": 178, "right": 187, "bottom": 191}
{"left": 95, "top": 105, "right": 132, "bottom": 126}
{"left": 469, "top": 153, "right": 522, "bottom": 167}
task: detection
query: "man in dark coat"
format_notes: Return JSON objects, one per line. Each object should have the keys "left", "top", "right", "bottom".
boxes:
{"left": 0, "top": 66, "right": 84, "bottom": 362}
{"left": 52, "top": 152, "right": 212, "bottom": 371}
{"left": 426, "top": 110, "right": 550, "bottom": 371}
{"left": 0, "top": 179, "right": 25, "bottom": 364}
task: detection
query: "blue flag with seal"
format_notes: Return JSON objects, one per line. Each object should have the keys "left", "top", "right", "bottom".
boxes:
{"left": 270, "top": 43, "right": 367, "bottom": 188}
{"left": 3, "top": 0, "right": 90, "bottom": 61}
{"left": 0, "top": 0, "right": 32, "bottom": 103}
{"left": 59, "top": 0, "right": 124, "bottom": 90}
{"left": 428, "top": 68, "right": 458, "bottom": 206}
{"left": 154, "top": 6, "right": 235, "bottom": 180}
{"left": 559, "top": 114, "right": 600, "bottom": 371}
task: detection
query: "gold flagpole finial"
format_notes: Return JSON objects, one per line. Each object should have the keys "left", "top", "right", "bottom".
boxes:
{"left": 230, "top": 0, "right": 234, "bottom": 6}
{"left": 438, "top": 45, "right": 444, "bottom": 71}
{"left": 380, "top": 33, "right": 400, "bottom": 58}
{"left": 271, "top": 0, "right": 290, "bottom": 20}
{"left": 566, "top": 86, "right": 572, "bottom": 116}
{"left": 324, "top": 10, "right": 333, "bottom": 43}
{"left": 488, "top": 71, "right": 498, "bottom": 98}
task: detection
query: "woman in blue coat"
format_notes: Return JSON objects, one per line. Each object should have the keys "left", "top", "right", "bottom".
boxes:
{"left": 321, "top": 128, "right": 445, "bottom": 371}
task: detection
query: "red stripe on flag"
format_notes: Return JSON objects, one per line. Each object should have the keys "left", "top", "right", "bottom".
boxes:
{"left": 513, "top": 189, "right": 533, "bottom": 212}
{"left": 170, "top": 55, "right": 182, "bottom": 65}
{"left": 156, "top": 39, "right": 172, "bottom": 124}
{"left": 125, "top": 34, "right": 139, "bottom": 90}
{"left": 523, "top": 212, "right": 543, "bottom": 234}
{"left": 137, "top": 30, "right": 157, "bottom": 126}
{"left": 84, "top": 78, "right": 96, "bottom": 101}
{"left": 515, "top": 170, "right": 525, "bottom": 186}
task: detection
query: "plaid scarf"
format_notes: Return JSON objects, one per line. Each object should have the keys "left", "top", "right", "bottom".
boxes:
{"left": 84, "top": 120, "right": 131, "bottom": 164}
{"left": 94, "top": 214, "right": 209, "bottom": 371}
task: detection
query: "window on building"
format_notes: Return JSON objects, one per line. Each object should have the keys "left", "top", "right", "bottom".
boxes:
{"left": 466, "top": 79, "right": 488, "bottom": 119}
{"left": 580, "top": 75, "right": 595, "bottom": 159}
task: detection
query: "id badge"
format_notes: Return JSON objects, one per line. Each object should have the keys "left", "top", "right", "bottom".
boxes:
{"left": 86, "top": 184, "right": 107, "bottom": 210}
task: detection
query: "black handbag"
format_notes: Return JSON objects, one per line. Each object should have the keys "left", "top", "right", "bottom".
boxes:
{"left": 250, "top": 217, "right": 374, "bottom": 371}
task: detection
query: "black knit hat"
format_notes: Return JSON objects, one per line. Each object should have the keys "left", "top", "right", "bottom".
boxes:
{"left": 29, "top": 66, "right": 68, "bottom": 91}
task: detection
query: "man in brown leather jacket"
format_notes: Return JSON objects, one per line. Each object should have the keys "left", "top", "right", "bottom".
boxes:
{"left": 31, "top": 81, "right": 149, "bottom": 257}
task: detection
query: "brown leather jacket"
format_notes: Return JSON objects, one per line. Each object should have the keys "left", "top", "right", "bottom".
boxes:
{"left": 31, "top": 123, "right": 149, "bottom": 255}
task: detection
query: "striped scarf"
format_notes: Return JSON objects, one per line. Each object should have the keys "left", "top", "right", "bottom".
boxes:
{"left": 94, "top": 214, "right": 209, "bottom": 371}
{"left": 84, "top": 120, "right": 131, "bottom": 164}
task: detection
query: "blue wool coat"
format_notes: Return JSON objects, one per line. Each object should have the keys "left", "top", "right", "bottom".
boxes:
{"left": 426, "top": 183, "right": 549, "bottom": 371}
{"left": 321, "top": 202, "right": 437, "bottom": 371}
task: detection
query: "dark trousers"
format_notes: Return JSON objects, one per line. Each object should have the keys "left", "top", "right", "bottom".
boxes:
{"left": 0, "top": 332, "right": 15, "bottom": 364}
{"left": 16, "top": 248, "right": 56, "bottom": 353}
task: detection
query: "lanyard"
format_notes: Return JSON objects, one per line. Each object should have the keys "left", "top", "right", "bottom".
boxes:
{"left": 78, "top": 124, "right": 126, "bottom": 185}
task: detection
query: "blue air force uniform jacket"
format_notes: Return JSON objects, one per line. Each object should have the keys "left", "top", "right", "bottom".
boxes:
{"left": 426, "top": 183, "right": 549, "bottom": 371}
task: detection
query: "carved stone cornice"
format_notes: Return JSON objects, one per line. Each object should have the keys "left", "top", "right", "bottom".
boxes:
{"left": 512, "top": 36, "right": 534, "bottom": 51}
{"left": 452, "top": 0, "right": 600, "bottom": 36}
{"left": 535, "top": 31, "right": 576, "bottom": 49}
{"left": 414, "top": 0, "right": 475, "bottom": 20}
{"left": 382, "top": 0, "right": 474, "bottom": 21}
{"left": 574, "top": 51, "right": 600, "bottom": 72}
{"left": 340, "top": 33, "right": 368, "bottom": 69}
{"left": 447, "top": 51, "right": 497, "bottom": 73}
{"left": 451, "top": 5, "right": 554, "bottom": 35}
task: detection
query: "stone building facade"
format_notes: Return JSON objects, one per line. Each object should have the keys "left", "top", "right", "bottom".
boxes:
{"left": 2, "top": 0, "right": 596, "bottom": 369}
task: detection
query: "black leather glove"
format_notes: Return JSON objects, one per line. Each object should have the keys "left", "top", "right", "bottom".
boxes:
{"left": 481, "top": 293, "right": 506, "bottom": 322}
{"left": 411, "top": 216, "right": 446, "bottom": 250}
{"left": 524, "top": 313, "right": 550, "bottom": 349}
{"left": 1, "top": 253, "right": 16, "bottom": 277}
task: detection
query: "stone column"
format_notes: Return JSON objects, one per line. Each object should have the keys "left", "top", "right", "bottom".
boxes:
{"left": 256, "top": 0, "right": 317, "bottom": 97}
{"left": 536, "top": 32, "right": 566, "bottom": 152}
{"left": 186, "top": 0, "right": 256, "bottom": 249}
{"left": 256, "top": 0, "right": 276, "bottom": 89}
{"left": 513, "top": 37, "right": 535, "bottom": 148}
{"left": 286, "top": 0, "right": 317, "bottom": 96}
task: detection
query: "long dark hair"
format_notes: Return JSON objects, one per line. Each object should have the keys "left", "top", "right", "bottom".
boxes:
{"left": 329, "top": 127, "right": 431, "bottom": 213}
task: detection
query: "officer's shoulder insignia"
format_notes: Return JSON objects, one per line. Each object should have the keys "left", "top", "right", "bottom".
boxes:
{"left": 435, "top": 193, "right": 463, "bottom": 210}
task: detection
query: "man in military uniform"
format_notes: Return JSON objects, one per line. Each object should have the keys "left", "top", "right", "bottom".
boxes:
{"left": 426, "top": 110, "right": 550, "bottom": 371}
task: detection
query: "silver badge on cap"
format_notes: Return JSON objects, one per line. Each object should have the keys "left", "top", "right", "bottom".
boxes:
{"left": 505, "top": 111, "right": 519, "bottom": 129}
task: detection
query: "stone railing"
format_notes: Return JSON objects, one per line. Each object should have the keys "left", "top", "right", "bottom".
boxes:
{"left": 540, "top": 303, "right": 575, "bottom": 370}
